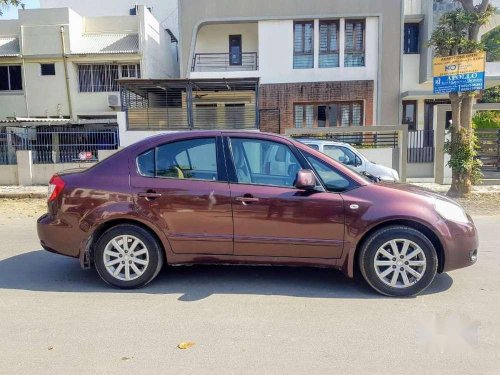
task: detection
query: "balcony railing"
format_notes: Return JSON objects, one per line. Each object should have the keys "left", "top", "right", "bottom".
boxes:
{"left": 191, "top": 52, "right": 258, "bottom": 72}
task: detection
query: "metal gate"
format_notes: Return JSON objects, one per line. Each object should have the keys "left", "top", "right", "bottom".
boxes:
{"left": 476, "top": 129, "right": 500, "bottom": 172}
{"left": 259, "top": 108, "right": 281, "bottom": 134}
{"left": 408, "top": 130, "right": 434, "bottom": 163}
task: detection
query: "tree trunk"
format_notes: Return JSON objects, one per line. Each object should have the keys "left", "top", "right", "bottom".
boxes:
{"left": 448, "top": 93, "right": 462, "bottom": 197}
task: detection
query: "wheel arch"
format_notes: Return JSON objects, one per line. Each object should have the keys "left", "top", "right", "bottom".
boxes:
{"left": 82, "top": 218, "right": 169, "bottom": 268}
{"left": 348, "top": 219, "right": 445, "bottom": 278}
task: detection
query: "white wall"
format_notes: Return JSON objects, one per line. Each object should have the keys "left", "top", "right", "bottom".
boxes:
{"left": 257, "top": 17, "right": 379, "bottom": 85}
{"left": 195, "top": 23, "right": 258, "bottom": 54}
{"left": 139, "top": 6, "right": 178, "bottom": 79}
{"left": 404, "top": 0, "right": 423, "bottom": 15}
{"left": 40, "top": 0, "right": 179, "bottom": 37}
{"left": 359, "top": 148, "right": 396, "bottom": 169}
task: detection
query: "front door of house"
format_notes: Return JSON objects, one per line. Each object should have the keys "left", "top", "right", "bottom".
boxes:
{"left": 229, "top": 35, "right": 242, "bottom": 66}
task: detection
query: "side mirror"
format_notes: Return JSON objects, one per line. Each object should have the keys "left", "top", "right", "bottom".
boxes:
{"left": 294, "top": 169, "right": 317, "bottom": 190}
{"left": 354, "top": 156, "right": 362, "bottom": 167}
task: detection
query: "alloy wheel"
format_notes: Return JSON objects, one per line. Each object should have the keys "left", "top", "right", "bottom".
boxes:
{"left": 373, "top": 239, "right": 427, "bottom": 289}
{"left": 103, "top": 235, "right": 150, "bottom": 281}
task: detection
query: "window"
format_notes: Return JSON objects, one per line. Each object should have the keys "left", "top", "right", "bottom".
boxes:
{"left": 319, "top": 20, "right": 340, "bottom": 68}
{"left": 404, "top": 23, "right": 420, "bottom": 54}
{"left": 230, "top": 138, "right": 302, "bottom": 188}
{"left": 78, "top": 63, "right": 141, "bottom": 92}
{"left": 303, "top": 153, "right": 354, "bottom": 193}
{"left": 294, "top": 102, "right": 364, "bottom": 128}
{"left": 294, "top": 105, "right": 315, "bottom": 128}
{"left": 0, "top": 65, "right": 22, "bottom": 91}
{"left": 137, "top": 138, "right": 218, "bottom": 181}
{"left": 293, "top": 21, "right": 314, "bottom": 69}
{"left": 40, "top": 63, "right": 56, "bottom": 76}
{"left": 323, "top": 145, "right": 359, "bottom": 166}
{"left": 137, "top": 149, "right": 155, "bottom": 177}
{"left": 402, "top": 101, "right": 417, "bottom": 131}
{"left": 345, "top": 20, "right": 365, "bottom": 67}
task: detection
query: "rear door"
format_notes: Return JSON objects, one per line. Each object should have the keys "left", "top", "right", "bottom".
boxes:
{"left": 225, "top": 135, "right": 345, "bottom": 259}
{"left": 131, "top": 136, "right": 233, "bottom": 255}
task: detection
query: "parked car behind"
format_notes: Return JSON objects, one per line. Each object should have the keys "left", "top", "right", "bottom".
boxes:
{"left": 297, "top": 139, "right": 400, "bottom": 182}
{"left": 37, "top": 131, "right": 477, "bottom": 297}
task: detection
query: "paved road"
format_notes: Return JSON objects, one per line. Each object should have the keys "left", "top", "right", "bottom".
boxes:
{"left": 0, "top": 212, "right": 499, "bottom": 374}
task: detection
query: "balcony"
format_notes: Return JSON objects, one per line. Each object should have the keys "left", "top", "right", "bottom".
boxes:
{"left": 191, "top": 52, "right": 258, "bottom": 72}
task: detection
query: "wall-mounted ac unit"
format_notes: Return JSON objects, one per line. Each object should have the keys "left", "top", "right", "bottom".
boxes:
{"left": 107, "top": 94, "right": 121, "bottom": 108}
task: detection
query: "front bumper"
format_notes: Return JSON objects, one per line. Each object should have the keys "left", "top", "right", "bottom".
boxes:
{"left": 439, "top": 217, "right": 479, "bottom": 273}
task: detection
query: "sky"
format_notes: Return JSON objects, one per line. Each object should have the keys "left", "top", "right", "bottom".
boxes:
{"left": 0, "top": 0, "right": 499, "bottom": 20}
{"left": 0, "top": 0, "right": 40, "bottom": 20}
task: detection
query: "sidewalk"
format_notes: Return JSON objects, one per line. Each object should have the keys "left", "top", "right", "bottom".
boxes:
{"left": 0, "top": 186, "right": 47, "bottom": 199}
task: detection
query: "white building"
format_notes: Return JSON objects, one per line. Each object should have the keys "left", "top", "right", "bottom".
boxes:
{"left": 39, "top": 0, "right": 179, "bottom": 38}
{"left": 0, "top": 5, "right": 178, "bottom": 122}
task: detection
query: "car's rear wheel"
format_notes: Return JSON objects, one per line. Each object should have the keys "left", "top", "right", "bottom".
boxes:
{"left": 359, "top": 226, "right": 438, "bottom": 297}
{"left": 94, "top": 224, "right": 164, "bottom": 289}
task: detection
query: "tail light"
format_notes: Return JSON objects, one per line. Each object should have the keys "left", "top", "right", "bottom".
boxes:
{"left": 48, "top": 174, "right": 65, "bottom": 202}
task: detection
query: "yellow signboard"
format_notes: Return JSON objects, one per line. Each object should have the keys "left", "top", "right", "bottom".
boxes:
{"left": 433, "top": 52, "right": 486, "bottom": 77}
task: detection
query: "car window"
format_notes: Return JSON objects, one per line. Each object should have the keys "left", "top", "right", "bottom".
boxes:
{"left": 230, "top": 138, "right": 302, "bottom": 188}
{"left": 323, "top": 145, "right": 358, "bottom": 166}
{"left": 303, "top": 153, "right": 356, "bottom": 193}
{"left": 137, "top": 149, "right": 155, "bottom": 177}
{"left": 137, "top": 138, "right": 218, "bottom": 181}
{"left": 305, "top": 143, "right": 320, "bottom": 151}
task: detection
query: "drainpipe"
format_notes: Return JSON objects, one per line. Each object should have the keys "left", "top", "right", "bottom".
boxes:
{"left": 20, "top": 25, "right": 30, "bottom": 117}
{"left": 60, "top": 26, "right": 73, "bottom": 119}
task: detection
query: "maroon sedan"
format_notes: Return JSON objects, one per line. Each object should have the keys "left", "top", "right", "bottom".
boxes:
{"left": 37, "top": 131, "right": 478, "bottom": 296}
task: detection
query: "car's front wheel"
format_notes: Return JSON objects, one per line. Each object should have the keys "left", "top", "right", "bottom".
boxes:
{"left": 94, "top": 224, "right": 164, "bottom": 289}
{"left": 359, "top": 226, "right": 438, "bottom": 297}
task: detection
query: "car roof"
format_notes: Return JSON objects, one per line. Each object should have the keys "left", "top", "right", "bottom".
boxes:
{"left": 296, "top": 138, "right": 350, "bottom": 147}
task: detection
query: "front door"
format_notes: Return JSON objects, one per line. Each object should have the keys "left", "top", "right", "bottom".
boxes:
{"left": 131, "top": 136, "right": 233, "bottom": 255}
{"left": 227, "top": 136, "right": 345, "bottom": 259}
{"left": 229, "top": 35, "right": 242, "bottom": 66}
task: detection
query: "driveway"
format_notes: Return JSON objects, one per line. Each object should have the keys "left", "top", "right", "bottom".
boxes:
{"left": 0, "top": 200, "right": 499, "bottom": 374}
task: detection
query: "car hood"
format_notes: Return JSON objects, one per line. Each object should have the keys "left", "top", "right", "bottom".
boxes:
{"left": 374, "top": 182, "right": 457, "bottom": 204}
{"left": 366, "top": 162, "right": 398, "bottom": 180}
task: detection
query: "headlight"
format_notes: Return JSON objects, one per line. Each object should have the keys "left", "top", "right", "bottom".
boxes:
{"left": 434, "top": 198, "right": 469, "bottom": 224}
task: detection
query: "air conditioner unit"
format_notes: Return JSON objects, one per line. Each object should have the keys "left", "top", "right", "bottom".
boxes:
{"left": 107, "top": 94, "right": 121, "bottom": 108}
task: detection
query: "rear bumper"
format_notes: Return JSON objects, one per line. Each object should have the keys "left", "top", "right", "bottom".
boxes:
{"left": 440, "top": 218, "right": 479, "bottom": 273}
{"left": 37, "top": 213, "right": 80, "bottom": 258}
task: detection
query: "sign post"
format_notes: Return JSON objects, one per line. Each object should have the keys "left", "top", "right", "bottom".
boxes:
{"left": 433, "top": 52, "right": 486, "bottom": 94}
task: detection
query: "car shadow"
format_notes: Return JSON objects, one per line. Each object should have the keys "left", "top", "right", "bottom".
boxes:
{"left": 0, "top": 250, "right": 453, "bottom": 301}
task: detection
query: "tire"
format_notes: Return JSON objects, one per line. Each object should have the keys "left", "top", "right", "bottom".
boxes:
{"left": 94, "top": 224, "right": 164, "bottom": 289}
{"left": 359, "top": 226, "right": 438, "bottom": 297}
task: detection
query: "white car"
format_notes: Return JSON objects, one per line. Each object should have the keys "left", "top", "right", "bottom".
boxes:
{"left": 297, "top": 139, "right": 400, "bottom": 182}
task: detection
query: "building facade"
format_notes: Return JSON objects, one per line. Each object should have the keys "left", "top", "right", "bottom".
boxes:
{"left": 0, "top": 5, "right": 177, "bottom": 122}
{"left": 401, "top": 0, "right": 500, "bottom": 133}
{"left": 179, "top": 0, "right": 402, "bottom": 134}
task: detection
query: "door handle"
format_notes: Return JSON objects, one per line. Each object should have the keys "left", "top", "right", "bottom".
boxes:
{"left": 235, "top": 196, "right": 259, "bottom": 204}
{"left": 138, "top": 191, "right": 162, "bottom": 200}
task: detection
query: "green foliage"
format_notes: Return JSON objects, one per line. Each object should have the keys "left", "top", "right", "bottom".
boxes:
{"left": 473, "top": 111, "right": 500, "bottom": 129}
{"left": 428, "top": 6, "right": 495, "bottom": 56}
{"left": 444, "top": 128, "right": 483, "bottom": 185}
{"left": 0, "top": 0, "right": 24, "bottom": 15}
{"left": 480, "top": 85, "right": 500, "bottom": 103}
{"left": 482, "top": 26, "right": 500, "bottom": 62}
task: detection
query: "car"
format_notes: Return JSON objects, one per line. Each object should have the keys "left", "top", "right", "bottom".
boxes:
{"left": 37, "top": 131, "right": 478, "bottom": 297}
{"left": 297, "top": 139, "right": 400, "bottom": 182}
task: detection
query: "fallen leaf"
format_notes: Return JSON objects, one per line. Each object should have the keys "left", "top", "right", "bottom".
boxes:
{"left": 121, "top": 356, "right": 132, "bottom": 361}
{"left": 48, "top": 347, "right": 53, "bottom": 351}
{"left": 178, "top": 341, "right": 195, "bottom": 350}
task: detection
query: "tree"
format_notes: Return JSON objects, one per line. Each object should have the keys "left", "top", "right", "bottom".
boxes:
{"left": 0, "top": 1, "right": 24, "bottom": 16}
{"left": 480, "top": 85, "right": 500, "bottom": 103}
{"left": 482, "top": 26, "right": 500, "bottom": 62}
{"left": 428, "top": 0, "right": 495, "bottom": 197}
